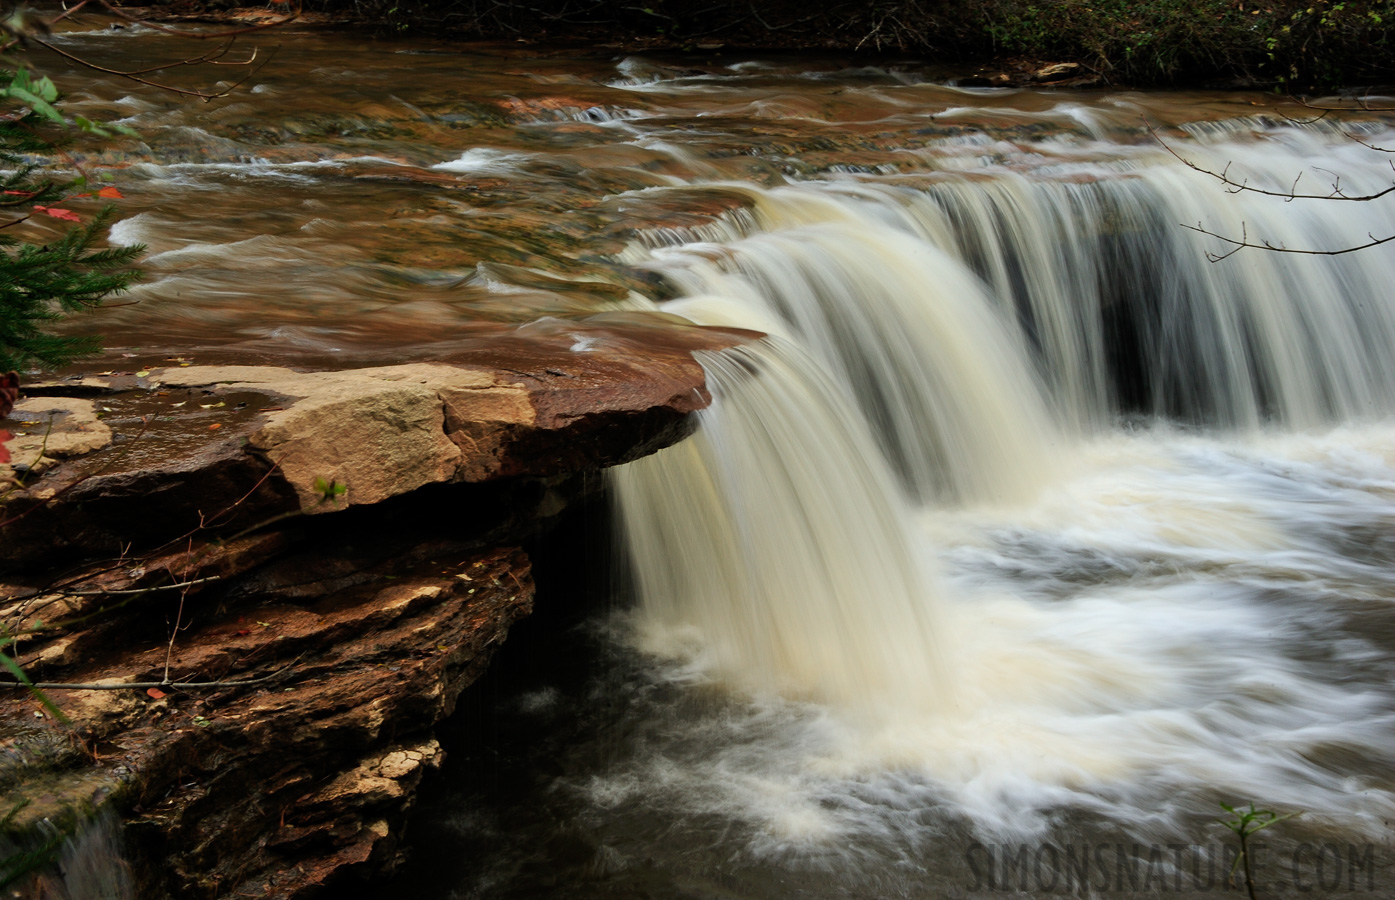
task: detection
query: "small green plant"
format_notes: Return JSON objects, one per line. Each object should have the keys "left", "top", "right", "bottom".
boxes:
{"left": 1219, "top": 802, "right": 1300, "bottom": 900}
{"left": 312, "top": 476, "right": 347, "bottom": 503}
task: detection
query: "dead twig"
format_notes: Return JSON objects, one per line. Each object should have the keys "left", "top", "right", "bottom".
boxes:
{"left": 0, "top": 658, "right": 304, "bottom": 691}
{"left": 56, "top": 575, "right": 223, "bottom": 597}
{"left": 1147, "top": 118, "right": 1395, "bottom": 202}
{"left": 1182, "top": 220, "right": 1395, "bottom": 261}
{"left": 32, "top": 36, "right": 278, "bottom": 102}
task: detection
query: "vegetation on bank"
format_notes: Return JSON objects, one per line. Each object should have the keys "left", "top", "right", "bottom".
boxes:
{"left": 0, "top": 65, "right": 142, "bottom": 374}
{"left": 966, "top": 0, "right": 1395, "bottom": 87}
{"left": 142, "top": 0, "right": 1394, "bottom": 88}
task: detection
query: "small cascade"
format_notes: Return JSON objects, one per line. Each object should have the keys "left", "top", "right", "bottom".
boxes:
{"left": 893, "top": 162, "right": 1395, "bottom": 428}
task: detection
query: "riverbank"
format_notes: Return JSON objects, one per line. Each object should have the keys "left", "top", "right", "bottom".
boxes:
{"left": 124, "top": 0, "right": 1395, "bottom": 89}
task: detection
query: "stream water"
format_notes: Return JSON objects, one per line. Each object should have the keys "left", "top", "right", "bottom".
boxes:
{"left": 37, "top": 18, "right": 1395, "bottom": 897}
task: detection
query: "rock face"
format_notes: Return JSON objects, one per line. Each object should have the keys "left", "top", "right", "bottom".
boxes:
{"left": 0, "top": 330, "right": 754, "bottom": 899}
{"left": 0, "top": 396, "right": 112, "bottom": 483}
{"left": 0, "top": 334, "right": 740, "bottom": 571}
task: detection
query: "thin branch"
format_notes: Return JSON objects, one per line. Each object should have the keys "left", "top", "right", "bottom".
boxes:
{"left": 1147, "top": 119, "right": 1395, "bottom": 202}
{"left": 0, "top": 414, "right": 154, "bottom": 528}
{"left": 1182, "top": 220, "right": 1395, "bottom": 261}
{"left": 162, "top": 538, "right": 195, "bottom": 683}
{"left": 32, "top": 36, "right": 277, "bottom": 101}
{"left": 44, "top": 37, "right": 254, "bottom": 78}
{"left": 58, "top": 574, "right": 223, "bottom": 597}
{"left": 1341, "top": 130, "right": 1395, "bottom": 155}
{"left": 1291, "top": 92, "right": 1395, "bottom": 115}
{"left": 0, "top": 659, "right": 303, "bottom": 692}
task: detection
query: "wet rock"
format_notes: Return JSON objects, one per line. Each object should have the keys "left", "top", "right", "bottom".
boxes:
{"left": 1032, "top": 62, "right": 1084, "bottom": 82}
{"left": 0, "top": 330, "right": 755, "bottom": 898}
{"left": 3, "top": 542, "right": 533, "bottom": 900}
{"left": 1, "top": 334, "right": 751, "bottom": 571}
{"left": 1, "top": 397, "right": 112, "bottom": 482}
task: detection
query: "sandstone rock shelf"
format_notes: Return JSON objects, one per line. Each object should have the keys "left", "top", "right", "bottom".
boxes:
{"left": 0, "top": 328, "right": 753, "bottom": 899}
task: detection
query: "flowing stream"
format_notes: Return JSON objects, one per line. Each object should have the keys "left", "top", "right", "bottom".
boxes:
{"left": 36, "top": 19, "right": 1395, "bottom": 896}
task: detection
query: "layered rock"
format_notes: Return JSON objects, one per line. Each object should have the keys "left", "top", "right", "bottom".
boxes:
{"left": 0, "top": 333, "right": 736, "bottom": 571}
{"left": 0, "top": 329, "right": 753, "bottom": 899}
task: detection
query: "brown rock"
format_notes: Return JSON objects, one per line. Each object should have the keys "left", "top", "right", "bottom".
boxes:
{"left": 0, "top": 397, "right": 112, "bottom": 483}
{"left": 1032, "top": 62, "right": 1083, "bottom": 83}
{"left": 3, "top": 543, "right": 534, "bottom": 900}
{"left": 0, "top": 370, "right": 17, "bottom": 420}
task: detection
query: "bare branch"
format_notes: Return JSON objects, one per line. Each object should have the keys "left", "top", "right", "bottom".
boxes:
{"left": 1146, "top": 119, "right": 1395, "bottom": 203}
{"left": 1182, "top": 220, "right": 1395, "bottom": 261}
{"left": 56, "top": 575, "right": 222, "bottom": 597}
{"left": 1291, "top": 91, "right": 1395, "bottom": 115}
{"left": 32, "top": 36, "right": 277, "bottom": 101}
{"left": 0, "top": 657, "right": 304, "bottom": 691}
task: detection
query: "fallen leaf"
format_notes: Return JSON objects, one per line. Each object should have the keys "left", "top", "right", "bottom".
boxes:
{"left": 97, "top": 186, "right": 124, "bottom": 199}
{"left": 0, "top": 430, "right": 11, "bottom": 465}
{"left": 199, "top": 402, "right": 225, "bottom": 409}
{"left": 235, "top": 629, "right": 251, "bottom": 636}
{"left": 33, "top": 206, "right": 81, "bottom": 223}
{"left": 135, "top": 370, "right": 150, "bottom": 377}
{"left": 170, "top": 401, "right": 186, "bottom": 408}
{"left": 208, "top": 423, "right": 221, "bottom": 430}
{"left": 146, "top": 687, "right": 167, "bottom": 700}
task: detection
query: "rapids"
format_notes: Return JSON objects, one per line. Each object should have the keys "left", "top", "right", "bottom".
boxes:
{"left": 34, "top": 19, "right": 1395, "bottom": 897}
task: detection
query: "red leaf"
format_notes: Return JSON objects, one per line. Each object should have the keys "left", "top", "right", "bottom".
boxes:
{"left": 97, "top": 186, "right": 124, "bottom": 199}
{"left": 146, "top": 687, "right": 167, "bottom": 700}
{"left": 236, "top": 629, "right": 251, "bottom": 636}
{"left": 0, "top": 430, "right": 11, "bottom": 465}
{"left": 33, "top": 206, "right": 81, "bottom": 223}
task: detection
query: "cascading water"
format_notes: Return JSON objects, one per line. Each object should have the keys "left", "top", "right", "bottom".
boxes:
{"left": 607, "top": 121, "right": 1395, "bottom": 858}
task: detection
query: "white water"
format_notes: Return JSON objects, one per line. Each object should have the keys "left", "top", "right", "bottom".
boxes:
{"left": 607, "top": 127, "right": 1395, "bottom": 850}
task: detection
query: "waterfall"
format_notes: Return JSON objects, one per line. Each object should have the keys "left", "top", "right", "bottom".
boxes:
{"left": 609, "top": 126, "right": 1395, "bottom": 738}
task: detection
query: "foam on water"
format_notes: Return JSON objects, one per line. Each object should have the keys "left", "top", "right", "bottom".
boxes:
{"left": 432, "top": 147, "right": 534, "bottom": 174}
{"left": 609, "top": 421, "right": 1395, "bottom": 855}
